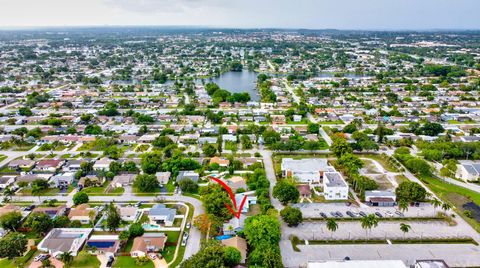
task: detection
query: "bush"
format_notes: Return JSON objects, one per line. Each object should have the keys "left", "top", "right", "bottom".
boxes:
{"left": 280, "top": 206, "right": 303, "bottom": 227}
{"left": 73, "top": 191, "right": 89, "bottom": 205}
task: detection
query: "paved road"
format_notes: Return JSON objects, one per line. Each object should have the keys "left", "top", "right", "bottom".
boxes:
{"left": 283, "top": 81, "right": 301, "bottom": 104}
{"left": 258, "top": 149, "right": 283, "bottom": 210}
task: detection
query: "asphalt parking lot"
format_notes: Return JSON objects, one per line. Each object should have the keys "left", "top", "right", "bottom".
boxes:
{"left": 293, "top": 202, "right": 437, "bottom": 219}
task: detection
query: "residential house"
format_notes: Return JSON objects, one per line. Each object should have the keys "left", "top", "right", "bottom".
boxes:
{"left": 111, "top": 174, "right": 136, "bottom": 188}
{"left": 225, "top": 176, "right": 247, "bottom": 192}
{"left": 456, "top": 161, "right": 480, "bottom": 182}
{"left": 235, "top": 191, "right": 257, "bottom": 213}
{"left": 7, "top": 159, "right": 35, "bottom": 170}
{"left": 119, "top": 206, "right": 140, "bottom": 222}
{"left": 130, "top": 233, "right": 167, "bottom": 257}
{"left": 155, "top": 172, "right": 171, "bottom": 185}
{"left": 223, "top": 214, "right": 246, "bottom": 235}
{"left": 221, "top": 237, "right": 248, "bottom": 264}
{"left": 68, "top": 204, "right": 97, "bottom": 224}
{"left": 297, "top": 184, "right": 312, "bottom": 198}
{"left": 37, "top": 228, "right": 93, "bottom": 257}
{"left": 176, "top": 171, "right": 199, "bottom": 183}
{"left": 62, "top": 160, "right": 87, "bottom": 172}
{"left": 209, "top": 156, "right": 230, "bottom": 167}
{"left": 49, "top": 172, "right": 75, "bottom": 188}
{"left": 0, "top": 176, "right": 15, "bottom": 189}
{"left": 86, "top": 235, "right": 120, "bottom": 256}
{"left": 35, "top": 159, "right": 64, "bottom": 172}
{"left": 147, "top": 204, "right": 177, "bottom": 227}
{"left": 33, "top": 205, "right": 67, "bottom": 219}
{"left": 93, "top": 158, "right": 113, "bottom": 171}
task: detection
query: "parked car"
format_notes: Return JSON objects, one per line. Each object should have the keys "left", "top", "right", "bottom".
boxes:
{"left": 385, "top": 211, "right": 394, "bottom": 217}
{"left": 34, "top": 254, "right": 50, "bottom": 262}
{"left": 375, "top": 212, "right": 383, "bottom": 218}
{"left": 106, "top": 256, "right": 114, "bottom": 267}
{"left": 346, "top": 211, "right": 356, "bottom": 217}
{"left": 395, "top": 211, "right": 404, "bottom": 217}
{"left": 335, "top": 211, "right": 343, "bottom": 217}
{"left": 319, "top": 212, "right": 328, "bottom": 218}
{"left": 148, "top": 253, "right": 157, "bottom": 260}
{"left": 330, "top": 212, "right": 338, "bottom": 217}
{"left": 186, "top": 222, "right": 191, "bottom": 229}
{"left": 359, "top": 211, "right": 367, "bottom": 217}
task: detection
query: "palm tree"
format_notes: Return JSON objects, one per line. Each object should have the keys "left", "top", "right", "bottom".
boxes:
{"left": 326, "top": 219, "right": 338, "bottom": 239}
{"left": 441, "top": 202, "right": 452, "bottom": 213}
{"left": 59, "top": 252, "right": 73, "bottom": 267}
{"left": 398, "top": 200, "right": 409, "bottom": 213}
{"left": 361, "top": 214, "right": 379, "bottom": 240}
{"left": 399, "top": 223, "right": 411, "bottom": 239}
{"left": 430, "top": 198, "right": 442, "bottom": 216}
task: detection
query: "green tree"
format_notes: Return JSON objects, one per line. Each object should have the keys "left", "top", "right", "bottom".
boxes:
{"left": 18, "top": 107, "right": 33, "bottom": 116}
{"left": 399, "top": 223, "right": 411, "bottom": 239}
{"left": 134, "top": 174, "right": 159, "bottom": 192}
{"left": 273, "top": 181, "right": 299, "bottom": 205}
{"left": 140, "top": 152, "right": 163, "bottom": 174}
{"left": 128, "top": 223, "right": 145, "bottom": 238}
{"left": 395, "top": 181, "right": 427, "bottom": 202}
{"left": 105, "top": 203, "right": 122, "bottom": 232}
{"left": 202, "top": 185, "right": 233, "bottom": 221}
{"left": 430, "top": 198, "right": 442, "bottom": 216}
{"left": 360, "top": 214, "right": 379, "bottom": 240}
{"left": 0, "top": 211, "right": 22, "bottom": 232}
{"left": 202, "top": 144, "right": 217, "bottom": 157}
{"left": 223, "top": 247, "right": 241, "bottom": 267}
{"left": 24, "top": 212, "right": 53, "bottom": 234}
{"left": 180, "top": 240, "right": 227, "bottom": 268}
{"left": 53, "top": 215, "right": 71, "bottom": 228}
{"left": 331, "top": 136, "right": 352, "bottom": 157}
{"left": 307, "top": 123, "right": 319, "bottom": 134}
{"left": 244, "top": 215, "right": 281, "bottom": 246}
{"left": 59, "top": 251, "right": 73, "bottom": 266}
{"left": 178, "top": 178, "right": 198, "bottom": 193}
{"left": 326, "top": 218, "right": 338, "bottom": 239}
{"left": 0, "top": 232, "right": 27, "bottom": 259}
{"left": 73, "top": 191, "right": 89, "bottom": 205}
{"left": 280, "top": 206, "right": 303, "bottom": 227}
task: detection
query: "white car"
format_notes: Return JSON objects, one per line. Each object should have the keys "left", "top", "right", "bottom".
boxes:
{"left": 148, "top": 253, "right": 157, "bottom": 260}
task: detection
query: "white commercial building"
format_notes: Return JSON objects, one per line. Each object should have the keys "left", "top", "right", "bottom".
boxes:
{"left": 323, "top": 172, "right": 349, "bottom": 200}
{"left": 281, "top": 158, "right": 335, "bottom": 183}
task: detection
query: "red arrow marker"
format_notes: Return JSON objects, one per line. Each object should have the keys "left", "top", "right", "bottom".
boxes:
{"left": 210, "top": 176, "right": 248, "bottom": 219}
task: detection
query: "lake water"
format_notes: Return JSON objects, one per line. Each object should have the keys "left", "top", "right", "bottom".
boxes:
{"left": 199, "top": 70, "right": 260, "bottom": 101}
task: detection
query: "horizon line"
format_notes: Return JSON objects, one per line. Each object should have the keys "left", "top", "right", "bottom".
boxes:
{"left": 0, "top": 25, "right": 479, "bottom": 32}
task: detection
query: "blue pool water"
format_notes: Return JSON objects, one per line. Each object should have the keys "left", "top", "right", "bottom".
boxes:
{"left": 215, "top": 235, "right": 232, "bottom": 240}
{"left": 87, "top": 241, "right": 115, "bottom": 248}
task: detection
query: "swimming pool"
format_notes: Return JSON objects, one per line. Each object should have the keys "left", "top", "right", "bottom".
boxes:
{"left": 215, "top": 235, "right": 232, "bottom": 240}
{"left": 142, "top": 223, "right": 161, "bottom": 230}
{"left": 87, "top": 241, "right": 116, "bottom": 248}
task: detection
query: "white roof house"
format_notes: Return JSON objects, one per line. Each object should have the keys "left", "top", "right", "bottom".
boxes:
{"left": 281, "top": 158, "right": 335, "bottom": 183}
{"left": 37, "top": 228, "right": 93, "bottom": 257}
{"left": 456, "top": 160, "right": 480, "bottom": 182}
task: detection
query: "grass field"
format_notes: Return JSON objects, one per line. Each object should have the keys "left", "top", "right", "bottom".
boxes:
{"left": 420, "top": 175, "right": 480, "bottom": 232}
{"left": 70, "top": 252, "right": 101, "bottom": 268}
{"left": 113, "top": 256, "right": 154, "bottom": 268}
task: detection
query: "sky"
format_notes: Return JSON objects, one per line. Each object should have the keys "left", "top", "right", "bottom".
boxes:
{"left": 0, "top": 0, "right": 479, "bottom": 30}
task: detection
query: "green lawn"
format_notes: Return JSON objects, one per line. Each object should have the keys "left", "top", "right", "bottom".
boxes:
{"left": 420, "top": 175, "right": 480, "bottom": 232}
{"left": 70, "top": 252, "right": 100, "bottom": 268}
{"left": 113, "top": 256, "right": 154, "bottom": 268}
{"left": 0, "top": 154, "right": 7, "bottom": 162}
{"left": 0, "top": 249, "right": 36, "bottom": 268}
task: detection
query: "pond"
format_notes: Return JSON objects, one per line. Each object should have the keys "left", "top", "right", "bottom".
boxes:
{"left": 198, "top": 70, "right": 260, "bottom": 101}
